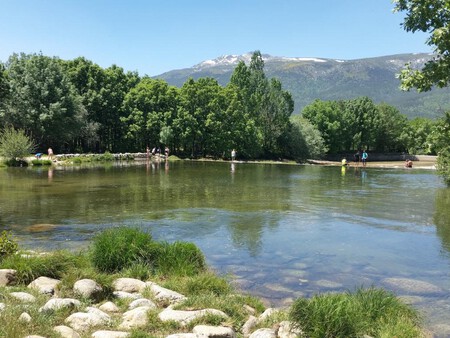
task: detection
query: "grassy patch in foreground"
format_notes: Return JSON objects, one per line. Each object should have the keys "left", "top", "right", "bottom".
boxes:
{"left": 290, "top": 287, "right": 423, "bottom": 338}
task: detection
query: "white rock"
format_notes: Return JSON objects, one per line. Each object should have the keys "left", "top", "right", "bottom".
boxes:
{"left": 113, "top": 277, "right": 146, "bottom": 292}
{"left": 166, "top": 334, "right": 198, "bottom": 338}
{"left": 0, "top": 269, "right": 17, "bottom": 286}
{"left": 277, "top": 321, "right": 303, "bottom": 338}
{"left": 119, "top": 306, "right": 152, "bottom": 329}
{"left": 73, "top": 279, "right": 102, "bottom": 298}
{"left": 99, "top": 301, "right": 121, "bottom": 313}
{"left": 39, "top": 298, "right": 81, "bottom": 312}
{"left": 92, "top": 330, "right": 130, "bottom": 338}
{"left": 158, "top": 308, "right": 228, "bottom": 326}
{"left": 9, "top": 291, "right": 36, "bottom": 303}
{"left": 24, "top": 336, "right": 47, "bottom": 338}
{"left": 193, "top": 325, "right": 236, "bottom": 338}
{"left": 113, "top": 291, "right": 142, "bottom": 300}
{"left": 19, "top": 312, "right": 32, "bottom": 322}
{"left": 65, "top": 308, "right": 111, "bottom": 332}
{"left": 0, "top": 303, "right": 5, "bottom": 312}
{"left": 53, "top": 325, "right": 81, "bottom": 338}
{"left": 145, "top": 281, "right": 186, "bottom": 304}
{"left": 128, "top": 298, "right": 157, "bottom": 310}
{"left": 28, "top": 276, "right": 60, "bottom": 295}
{"left": 257, "top": 308, "right": 279, "bottom": 322}
{"left": 242, "top": 316, "right": 257, "bottom": 337}
{"left": 248, "top": 328, "right": 277, "bottom": 338}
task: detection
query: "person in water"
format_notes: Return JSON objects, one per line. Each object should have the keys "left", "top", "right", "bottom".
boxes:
{"left": 341, "top": 158, "right": 348, "bottom": 166}
{"left": 405, "top": 159, "right": 413, "bottom": 168}
{"left": 361, "top": 150, "right": 368, "bottom": 167}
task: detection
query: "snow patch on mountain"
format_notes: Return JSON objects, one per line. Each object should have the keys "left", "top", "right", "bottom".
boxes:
{"left": 193, "top": 53, "right": 330, "bottom": 69}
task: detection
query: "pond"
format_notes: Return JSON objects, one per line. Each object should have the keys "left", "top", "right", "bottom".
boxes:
{"left": 1, "top": 161, "right": 450, "bottom": 335}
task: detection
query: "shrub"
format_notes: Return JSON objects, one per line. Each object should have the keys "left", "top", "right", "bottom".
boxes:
{"left": 91, "top": 226, "right": 153, "bottom": 273}
{"left": 153, "top": 241, "right": 206, "bottom": 276}
{"left": 0, "top": 231, "right": 18, "bottom": 259}
{"left": 437, "top": 147, "right": 450, "bottom": 186}
{"left": 289, "top": 287, "right": 422, "bottom": 338}
{"left": 31, "top": 159, "right": 52, "bottom": 166}
{"left": 0, "top": 126, "right": 35, "bottom": 164}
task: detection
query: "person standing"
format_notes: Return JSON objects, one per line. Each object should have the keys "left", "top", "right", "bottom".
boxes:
{"left": 362, "top": 150, "right": 368, "bottom": 167}
{"left": 354, "top": 150, "right": 360, "bottom": 166}
{"left": 47, "top": 147, "right": 54, "bottom": 161}
{"left": 231, "top": 149, "right": 236, "bottom": 162}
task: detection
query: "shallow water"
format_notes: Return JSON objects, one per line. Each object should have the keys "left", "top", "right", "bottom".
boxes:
{"left": 1, "top": 161, "right": 450, "bottom": 335}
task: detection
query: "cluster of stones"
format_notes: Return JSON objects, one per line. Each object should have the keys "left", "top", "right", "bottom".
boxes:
{"left": 0, "top": 269, "right": 302, "bottom": 338}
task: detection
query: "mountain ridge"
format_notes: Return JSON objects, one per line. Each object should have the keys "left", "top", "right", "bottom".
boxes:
{"left": 154, "top": 52, "right": 450, "bottom": 118}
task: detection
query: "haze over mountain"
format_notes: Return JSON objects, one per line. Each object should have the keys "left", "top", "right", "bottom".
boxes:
{"left": 155, "top": 53, "right": 450, "bottom": 119}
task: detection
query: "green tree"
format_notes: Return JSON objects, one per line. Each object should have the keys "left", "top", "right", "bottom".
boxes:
{"left": 3, "top": 53, "right": 85, "bottom": 153}
{"left": 401, "top": 117, "right": 435, "bottom": 154}
{"left": 288, "top": 115, "right": 328, "bottom": 160}
{"left": 374, "top": 103, "right": 408, "bottom": 152}
{"left": 394, "top": 0, "right": 450, "bottom": 91}
{"left": 0, "top": 126, "right": 35, "bottom": 164}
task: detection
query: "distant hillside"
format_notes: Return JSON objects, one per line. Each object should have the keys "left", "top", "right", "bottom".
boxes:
{"left": 154, "top": 53, "right": 450, "bottom": 119}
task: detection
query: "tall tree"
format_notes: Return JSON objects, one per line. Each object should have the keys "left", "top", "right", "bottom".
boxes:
{"left": 3, "top": 53, "right": 85, "bottom": 152}
{"left": 394, "top": 0, "right": 450, "bottom": 91}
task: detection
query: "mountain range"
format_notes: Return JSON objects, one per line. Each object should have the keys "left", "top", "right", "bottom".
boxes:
{"left": 154, "top": 53, "right": 450, "bottom": 119}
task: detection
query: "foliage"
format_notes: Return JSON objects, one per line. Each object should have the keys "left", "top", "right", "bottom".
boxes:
{"left": 289, "top": 115, "right": 328, "bottom": 160}
{"left": 0, "top": 231, "right": 18, "bottom": 259}
{"left": 394, "top": 0, "right": 450, "bottom": 91}
{"left": 31, "top": 159, "right": 52, "bottom": 166}
{"left": 0, "top": 126, "right": 35, "bottom": 163}
{"left": 90, "top": 226, "right": 154, "bottom": 273}
{"left": 289, "top": 287, "right": 422, "bottom": 338}
{"left": 437, "top": 147, "right": 450, "bottom": 185}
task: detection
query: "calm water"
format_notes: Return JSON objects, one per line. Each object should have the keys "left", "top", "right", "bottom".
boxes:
{"left": 1, "top": 161, "right": 450, "bottom": 334}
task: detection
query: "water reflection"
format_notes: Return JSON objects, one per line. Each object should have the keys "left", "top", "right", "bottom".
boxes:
{"left": 434, "top": 188, "right": 450, "bottom": 256}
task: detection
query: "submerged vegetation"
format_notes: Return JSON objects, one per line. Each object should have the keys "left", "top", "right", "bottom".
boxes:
{"left": 0, "top": 227, "right": 425, "bottom": 337}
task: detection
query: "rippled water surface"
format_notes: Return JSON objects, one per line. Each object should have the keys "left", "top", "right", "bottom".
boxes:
{"left": 1, "top": 161, "right": 450, "bottom": 335}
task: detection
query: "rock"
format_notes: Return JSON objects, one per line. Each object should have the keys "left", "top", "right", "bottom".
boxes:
{"left": 28, "top": 276, "right": 60, "bottom": 295}
{"left": 145, "top": 281, "right": 187, "bottom": 304}
{"left": 243, "top": 305, "right": 256, "bottom": 315}
{"left": 73, "top": 279, "right": 102, "bottom": 298}
{"left": 113, "top": 291, "right": 142, "bottom": 300}
{"left": 113, "top": 277, "right": 146, "bottom": 292}
{"left": 0, "top": 303, "right": 5, "bottom": 312}
{"left": 65, "top": 307, "right": 111, "bottom": 332}
{"left": 193, "top": 325, "right": 236, "bottom": 338}
{"left": 315, "top": 279, "right": 343, "bottom": 289}
{"left": 9, "top": 291, "right": 36, "bottom": 303}
{"left": 382, "top": 278, "right": 443, "bottom": 294}
{"left": 158, "top": 308, "right": 228, "bottom": 326}
{"left": 278, "top": 321, "right": 303, "bottom": 338}
{"left": 166, "top": 334, "right": 198, "bottom": 338}
{"left": 0, "top": 269, "right": 17, "bottom": 286}
{"left": 19, "top": 312, "right": 32, "bottom": 322}
{"left": 92, "top": 330, "right": 130, "bottom": 338}
{"left": 128, "top": 298, "right": 157, "bottom": 309}
{"left": 53, "top": 325, "right": 81, "bottom": 338}
{"left": 257, "top": 308, "right": 279, "bottom": 322}
{"left": 24, "top": 336, "right": 47, "bottom": 338}
{"left": 119, "top": 306, "right": 152, "bottom": 329}
{"left": 242, "top": 316, "right": 257, "bottom": 337}
{"left": 248, "top": 328, "right": 277, "bottom": 338}
{"left": 99, "top": 301, "right": 121, "bottom": 313}
{"left": 39, "top": 298, "right": 81, "bottom": 312}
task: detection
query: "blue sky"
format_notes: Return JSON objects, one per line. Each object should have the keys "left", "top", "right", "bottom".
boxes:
{"left": 0, "top": 0, "right": 431, "bottom": 76}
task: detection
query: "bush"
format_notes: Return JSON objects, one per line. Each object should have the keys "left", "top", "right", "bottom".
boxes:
{"left": 91, "top": 226, "right": 153, "bottom": 273}
{"left": 0, "top": 231, "right": 18, "bottom": 259}
{"left": 153, "top": 241, "right": 206, "bottom": 276}
{"left": 0, "top": 126, "right": 35, "bottom": 164}
{"left": 289, "top": 287, "right": 422, "bottom": 338}
{"left": 437, "top": 147, "right": 450, "bottom": 186}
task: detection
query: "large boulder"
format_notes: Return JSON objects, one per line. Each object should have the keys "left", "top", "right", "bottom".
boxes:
{"left": 128, "top": 298, "right": 157, "bottom": 310}
{"left": 28, "top": 276, "right": 60, "bottom": 295}
{"left": 242, "top": 316, "right": 257, "bottom": 337}
{"left": 9, "top": 291, "right": 36, "bottom": 303}
{"left": 53, "top": 325, "right": 81, "bottom": 338}
{"left": 0, "top": 269, "right": 17, "bottom": 286}
{"left": 92, "top": 330, "right": 130, "bottom": 338}
{"left": 113, "top": 291, "right": 142, "bottom": 300}
{"left": 99, "top": 301, "right": 121, "bottom": 313}
{"left": 193, "top": 325, "right": 236, "bottom": 338}
{"left": 277, "top": 321, "right": 303, "bottom": 338}
{"left": 119, "top": 306, "right": 153, "bottom": 329}
{"left": 113, "top": 278, "right": 146, "bottom": 292}
{"left": 248, "top": 328, "right": 277, "bottom": 338}
{"left": 73, "top": 278, "right": 102, "bottom": 298}
{"left": 39, "top": 298, "right": 81, "bottom": 312}
{"left": 19, "top": 312, "right": 32, "bottom": 323}
{"left": 65, "top": 307, "right": 111, "bottom": 332}
{"left": 158, "top": 308, "right": 228, "bottom": 326}
{"left": 145, "top": 281, "right": 186, "bottom": 304}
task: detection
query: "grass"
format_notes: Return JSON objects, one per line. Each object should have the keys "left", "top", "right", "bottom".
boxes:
{"left": 0, "top": 228, "right": 426, "bottom": 337}
{"left": 31, "top": 159, "right": 52, "bottom": 166}
{"left": 289, "top": 287, "right": 423, "bottom": 338}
